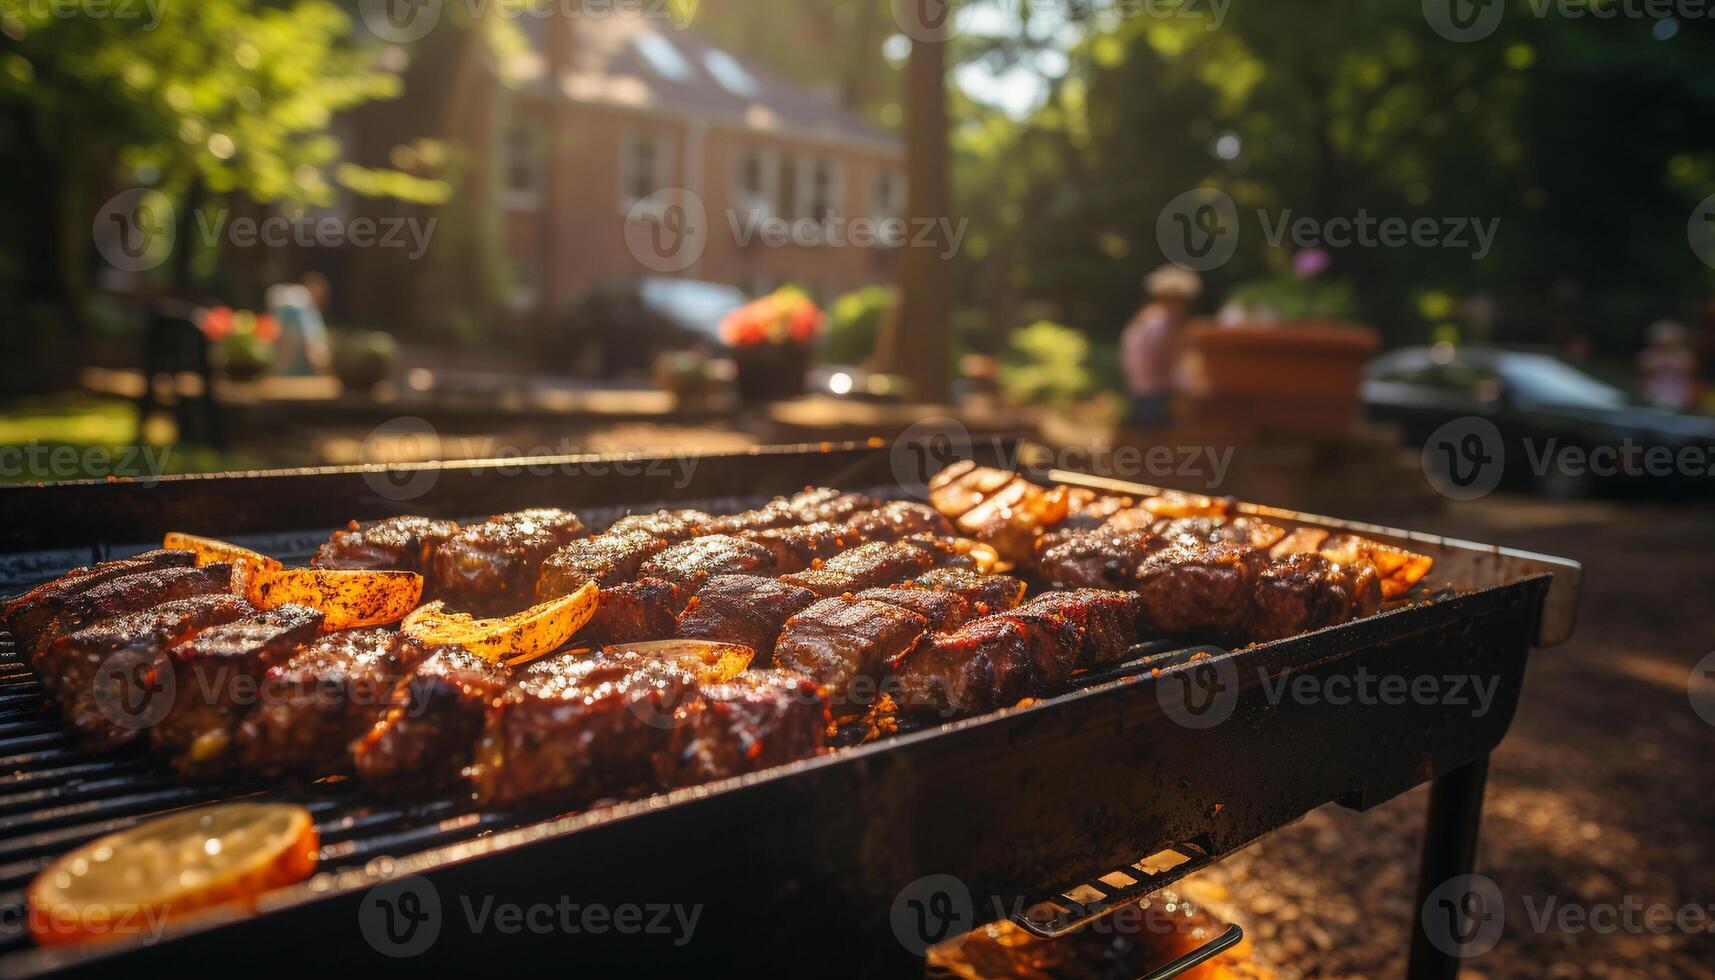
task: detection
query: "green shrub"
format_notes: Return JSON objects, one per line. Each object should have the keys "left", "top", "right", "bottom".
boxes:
{"left": 999, "top": 320, "right": 1093, "bottom": 409}
{"left": 818, "top": 285, "right": 893, "bottom": 364}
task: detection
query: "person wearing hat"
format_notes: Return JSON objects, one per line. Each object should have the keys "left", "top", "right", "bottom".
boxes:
{"left": 1120, "top": 264, "right": 1202, "bottom": 428}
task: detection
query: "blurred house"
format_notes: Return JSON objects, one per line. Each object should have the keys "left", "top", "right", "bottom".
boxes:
{"left": 326, "top": 11, "right": 903, "bottom": 336}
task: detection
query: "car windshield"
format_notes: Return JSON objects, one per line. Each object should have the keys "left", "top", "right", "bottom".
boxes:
{"left": 637, "top": 278, "right": 747, "bottom": 339}
{"left": 1500, "top": 353, "right": 1629, "bottom": 409}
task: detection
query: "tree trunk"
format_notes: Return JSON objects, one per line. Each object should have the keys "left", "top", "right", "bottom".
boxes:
{"left": 876, "top": 32, "right": 953, "bottom": 402}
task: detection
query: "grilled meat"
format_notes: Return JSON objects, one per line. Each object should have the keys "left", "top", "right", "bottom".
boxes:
{"left": 1248, "top": 553, "right": 1382, "bottom": 641}
{"left": 352, "top": 646, "right": 508, "bottom": 791}
{"left": 536, "top": 530, "right": 670, "bottom": 600}
{"left": 1035, "top": 527, "right": 1155, "bottom": 591}
{"left": 675, "top": 575, "right": 818, "bottom": 664}
{"left": 910, "top": 567, "right": 1027, "bottom": 615}
{"left": 432, "top": 508, "right": 587, "bottom": 615}
{"left": 606, "top": 509, "right": 713, "bottom": 542}
{"left": 238, "top": 628, "right": 431, "bottom": 779}
{"left": 738, "top": 522, "right": 861, "bottom": 574}
{"left": 579, "top": 578, "right": 684, "bottom": 646}
{"left": 1007, "top": 590, "right": 1143, "bottom": 666}
{"left": 661, "top": 669, "right": 828, "bottom": 787}
{"left": 28, "top": 563, "right": 236, "bottom": 661}
{"left": 473, "top": 653, "right": 698, "bottom": 808}
{"left": 845, "top": 501, "right": 955, "bottom": 542}
{"left": 151, "top": 604, "right": 324, "bottom": 778}
{"left": 854, "top": 587, "right": 976, "bottom": 632}
{"left": 4, "top": 549, "right": 195, "bottom": 651}
{"left": 783, "top": 487, "right": 878, "bottom": 525}
{"left": 778, "top": 538, "right": 951, "bottom": 598}
{"left": 637, "top": 534, "right": 777, "bottom": 595}
{"left": 1132, "top": 541, "right": 1264, "bottom": 637}
{"left": 37, "top": 594, "right": 254, "bottom": 750}
{"left": 311, "top": 516, "right": 461, "bottom": 574}
{"left": 774, "top": 597, "right": 932, "bottom": 710}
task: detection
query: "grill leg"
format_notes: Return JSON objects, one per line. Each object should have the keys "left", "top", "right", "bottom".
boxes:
{"left": 1407, "top": 754, "right": 1491, "bottom": 980}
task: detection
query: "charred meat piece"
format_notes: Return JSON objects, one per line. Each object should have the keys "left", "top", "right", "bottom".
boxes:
{"left": 855, "top": 587, "right": 975, "bottom": 632}
{"left": 1131, "top": 541, "right": 1264, "bottom": 637}
{"left": 151, "top": 604, "right": 324, "bottom": 779}
{"left": 473, "top": 653, "right": 698, "bottom": 809}
{"left": 1248, "top": 553, "right": 1382, "bottom": 641}
{"left": 579, "top": 578, "right": 682, "bottom": 646}
{"left": 26, "top": 563, "right": 236, "bottom": 662}
{"left": 311, "top": 516, "right": 461, "bottom": 574}
{"left": 738, "top": 522, "right": 861, "bottom": 574}
{"left": 6, "top": 551, "right": 198, "bottom": 655}
{"left": 774, "top": 597, "right": 931, "bottom": 710}
{"left": 845, "top": 501, "right": 955, "bottom": 542}
{"left": 37, "top": 594, "right": 254, "bottom": 750}
{"left": 926, "top": 462, "right": 1017, "bottom": 520}
{"left": 779, "top": 540, "right": 940, "bottom": 598}
{"left": 606, "top": 509, "right": 713, "bottom": 542}
{"left": 895, "top": 613, "right": 1081, "bottom": 719}
{"left": 698, "top": 499, "right": 795, "bottom": 536}
{"left": 1036, "top": 528, "right": 1157, "bottom": 591}
{"left": 536, "top": 530, "right": 670, "bottom": 600}
{"left": 1147, "top": 516, "right": 1285, "bottom": 551}
{"left": 661, "top": 669, "right": 828, "bottom": 787}
{"left": 352, "top": 646, "right": 508, "bottom": 792}
{"left": 1008, "top": 589, "right": 1142, "bottom": 666}
{"left": 675, "top": 575, "right": 818, "bottom": 665}
{"left": 911, "top": 567, "right": 1027, "bottom": 615}
{"left": 432, "top": 508, "right": 587, "bottom": 615}
{"left": 238, "top": 628, "right": 431, "bottom": 779}
{"left": 784, "top": 488, "right": 877, "bottom": 524}
{"left": 637, "top": 534, "right": 776, "bottom": 596}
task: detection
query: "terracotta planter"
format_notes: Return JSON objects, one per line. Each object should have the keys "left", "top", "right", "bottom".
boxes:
{"left": 1187, "top": 319, "right": 1379, "bottom": 436}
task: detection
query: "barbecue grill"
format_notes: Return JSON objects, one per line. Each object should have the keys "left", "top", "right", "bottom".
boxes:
{"left": 0, "top": 442, "right": 1580, "bottom": 978}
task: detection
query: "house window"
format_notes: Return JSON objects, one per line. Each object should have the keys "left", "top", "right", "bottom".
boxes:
{"left": 507, "top": 257, "right": 539, "bottom": 311}
{"left": 801, "top": 157, "right": 841, "bottom": 221}
{"left": 620, "top": 129, "right": 673, "bottom": 213}
{"left": 870, "top": 169, "right": 904, "bottom": 222}
{"left": 775, "top": 155, "right": 798, "bottom": 221}
{"left": 732, "top": 146, "right": 777, "bottom": 220}
{"left": 501, "top": 114, "right": 543, "bottom": 210}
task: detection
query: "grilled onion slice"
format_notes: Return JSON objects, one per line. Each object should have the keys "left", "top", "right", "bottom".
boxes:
{"left": 163, "top": 532, "right": 283, "bottom": 571}
{"left": 401, "top": 582, "right": 598, "bottom": 663}
{"left": 240, "top": 566, "right": 423, "bottom": 629}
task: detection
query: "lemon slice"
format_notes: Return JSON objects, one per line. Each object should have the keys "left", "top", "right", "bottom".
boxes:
{"left": 401, "top": 583, "right": 599, "bottom": 663}
{"left": 28, "top": 803, "right": 318, "bottom": 947}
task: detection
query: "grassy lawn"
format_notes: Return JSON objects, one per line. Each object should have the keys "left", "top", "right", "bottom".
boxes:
{"left": 0, "top": 394, "right": 266, "bottom": 484}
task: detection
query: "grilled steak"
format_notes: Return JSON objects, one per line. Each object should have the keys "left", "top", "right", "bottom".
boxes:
{"left": 37, "top": 593, "right": 254, "bottom": 750}
{"left": 779, "top": 540, "right": 943, "bottom": 598}
{"left": 473, "top": 653, "right": 698, "bottom": 809}
{"left": 1007, "top": 590, "right": 1142, "bottom": 666}
{"left": 661, "top": 669, "right": 828, "bottom": 787}
{"left": 738, "top": 522, "right": 861, "bottom": 574}
{"left": 774, "top": 597, "right": 931, "bottom": 710}
{"left": 1131, "top": 541, "right": 1264, "bottom": 637}
{"left": 854, "top": 587, "right": 976, "bottom": 632}
{"left": 1036, "top": 527, "right": 1156, "bottom": 591}
{"left": 606, "top": 509, "right": 712, "bottom": 542}
{"left": 238, "top": 628, "right": 431, "bottom": 779}
{"left": 311, "top": 516, "right": 461, "bottom": 574}
{"left": 432, "top": 508, "right": 587, "bottom": 615}
{"left": 27, "top": 563, "right": 236, "bottom": 663}
{"left": 536, "top": 530, "right": 670, "bottom": 600}
{"left": 4, "top": 549, "right": 195, "bottom": 651}
{"left": 637, "top": 534, "right": 776, "bottom": 595}
{"left": 151, "top": 604, "right": 324, "bottom": 778}
{"left": 579, "top": 578, "right": 683, "bottom": 646}
{"left": 1247, "top": 553, "right": 1382, "bottom": 641}
{"left": 910, "top": 567, "right": 1027, "bottom": 615}
{"left": 675, "top": 575, "right": 818, "bottom": 664}
{"left": 353, "top": 646, "right": 508, "bottom": 791}
{"left": 783, "top": 488, "right": 877, "bottom": 524}
{"left": 844, "top": 501, "right": 955, "bottom": 542}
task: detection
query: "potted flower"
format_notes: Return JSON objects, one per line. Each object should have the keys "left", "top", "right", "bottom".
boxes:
{"left": 1188, "top": 249, "right": 1379, "bottom": 435}
{"left": 717, "top": 286, "right": 823, "bottom": 403}
{"left": 332, "top": 330, "right": 399, "bottom": 393}
{"left": 201, "top": 306, "right": 278, "bottom": 381}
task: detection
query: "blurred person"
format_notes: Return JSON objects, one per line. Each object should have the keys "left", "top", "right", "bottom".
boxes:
{"left": 1120, "top": 265, "right": 1202, "bottom": 428}
{"left": 1636, "top": 319, "right": 1696, "bottom": 412}
{"left": 265, "top": 270, "right": 333, "bottom": 376}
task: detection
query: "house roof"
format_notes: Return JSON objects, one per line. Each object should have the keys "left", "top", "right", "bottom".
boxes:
{"left": 509, "top": 15, "right": 900, "bottom": 155}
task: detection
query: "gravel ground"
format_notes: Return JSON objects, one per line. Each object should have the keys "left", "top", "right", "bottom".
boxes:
{"left": 1183, "top": 493, "right": 1715, "bottom": 979}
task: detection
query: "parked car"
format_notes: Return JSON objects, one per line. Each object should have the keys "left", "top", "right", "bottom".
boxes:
{"left": 545, "top": 277, "right": 748, "bottom": 377}
{"left": 1363, "top": 345, "right": 1715, "bottom": 498}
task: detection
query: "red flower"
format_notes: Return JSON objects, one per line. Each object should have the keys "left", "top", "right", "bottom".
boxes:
{"left": 253, "top": 313, "right": 280, "bottom": 342}
{"left": 201, "top": 306, "right": 234, "bottom": 340}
